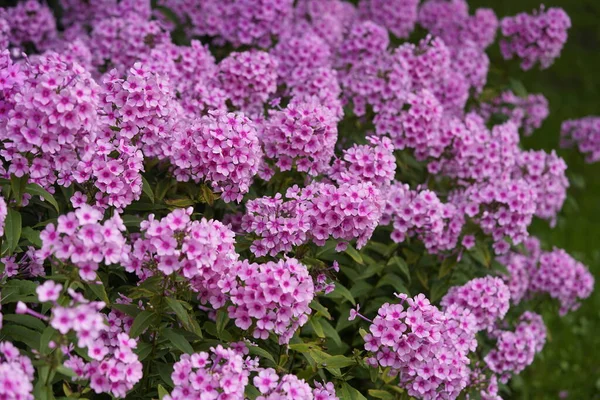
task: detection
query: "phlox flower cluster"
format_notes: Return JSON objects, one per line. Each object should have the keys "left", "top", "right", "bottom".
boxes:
{"left": 428, "top": 114, "right": 520, "bottom": 183}
{"left": 479, "top": 91, "right": 549, "bottom": 136}
{"left": 162, "top": 0, "right": 294, "bottom": 48}
{"left": 221, "top": 258, "right": 314, "bottom": 344}
{"left": 418, "top": 0, "right": 498, "bottom": 50}
{"left": 364, "top": 294, "right": 477, "bottom": 399}
{"left": 127, "top": 208, "right": 238, "bottom": 308}
{"left": 530, "top": 249, "right": 595, "bottom": 315}
{"left": 382, "top": 182, "right": 463, "bottom": 253}
{"left": 284, "top": 66, "right": 343, "bottom": 119}
{"left": 0, "top": 341, "right": 35, "bottom": 400}
{"left": 86, "top": 14, "right": 170, "bottom": 75}
{"left": 1, "top": 0, "right": 57, "bottom": 52}
{"left": 500, "top": 6, "right": 571, "bottom": 70}
{"left": 168, "top": 110, "right": 261, "bottom": 202}
{"left": 217, "top": 50, "right": 278, "bottom": 116}
{"left": 74, "top": 127, "right": 144, "bottom": 210}
{"left": 1, "top": 247, "right": 44, "bottom": 280}
{"left": 441, "top": 277, "right": 511, "bottom": 332}
{"left": 0, "top": 51, "right": 99, "bottom": 192}
{"left": 272, "top": 32, "right": 332, "bottom": 79}
{"left": 451, "top": 43, "right": 490, "bottom": 93}
{"left": 329, "top": 136, "right": 396, "bottom": 188}
{"left": 243, "top": 181, "right": 383, "bottom": 256}
{"left": 254, "top": 369, "right": 315, "bottom": 399}
{"left": 452, "top": 178, "right": 537, "bottom": 254}
{"left": 58, "top": 0, "right": 152, "bottom": 28}
{"left": 37, "top": 205, "right": 130, "bottom": 281}
{"left": 484, "top": 312, "right": 546, "bottom": 383}
{"left": 164, "top": 345, "right": 250, "bottom": 400}
{"left": 358, "top": 0, "right": 419, "bottom": 39}
{"left": 374, "top": 89, "right": 445, "bottom": 159}
{"left": 561, "top": 117, "right": 600, "bottom": 163}
{"left": 514, "top": 150, "right": 568, "bottom": 224}
{"left": 100, "top": 62, "right": 180, "bottom": 158}
{"left": 292, "top": 0, "right": 357, "bottom": 50}
{"left": 262, "top": 99, "right": 338, "bottom": 176}
{"left": 496, "top": 238, "right": 541, "bottom": 304}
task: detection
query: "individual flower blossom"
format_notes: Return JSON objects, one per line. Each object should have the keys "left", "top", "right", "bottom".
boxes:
{"left": 364, "top": 294, "right": 477, "bottom": 399}
{"left": 484, "top": 312, "right": 546, "bottom": 383}
{"left": 513, "top": 150, "right": 568, "bottom": 225}
{"left": 0, "top": 196, "right": 6, "bottom": 237}
{"left": 36, "top": 206, "right": 130, "bottom": 281}
{"left": 36, "top": 280, "right": 63, "bottom": 303}
{"left": 127, "top": 208, "right": 238, "bottom": 308}
{"left": 261, "top": 98, "right": 338, "bottom": 176}
{"left": 329, "top": 136, "right": 396, "bottom": 188}
{"left": 382, "top": 182, "right": 464, "bottom": 254}
{"left": 3, "top": 0, "right": 57, "bottom": 52}
{"left": 529, "top": 249, "right": 594, "bottom": 315}
{"left": 220, "top": 258, "right": 314, "bottom": 344}
{"left": 418, "top": 0, "right": 498, "bottom": 50}
{"left": 441, "top": 277, "right": 510, "bottom": 332}
{"left": 168, "top": 110, "right": 261, "bottom": 202}
{"left": 500, "top": 6, "right": 571, "bottom": 70}
{"left": 86, "top": 14, "right": 170, "bottom": 75}
{"left": 561, "top": 116, "right": 600, "bottom": 163}
{"left": 358, "top": 0, "right": 419, "bottom": 39}
{"left": 162, "top": 346, "right": 250, "bottom": 400}
{"left": 99, "top": 62, "right": 181, "bottom": 159}
{"left": 0, "top": 341, "right": 35, "bottom": 400}
{"left": 313, "top": 381, "right": 339, "bottom": 400}
{"left": 479, "top": 91, "right": 550, "bottom": 136}
{"left": 217, "top": 50, "right": 278, "bottom": 116}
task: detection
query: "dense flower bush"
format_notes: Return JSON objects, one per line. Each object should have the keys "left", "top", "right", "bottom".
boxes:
{"left": 0, "top": 1, "right": 594, "bottom": 399}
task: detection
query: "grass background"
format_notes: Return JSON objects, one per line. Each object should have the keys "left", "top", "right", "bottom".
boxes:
{"left": 468, "top": 0, "right": 600, "bottom": 398}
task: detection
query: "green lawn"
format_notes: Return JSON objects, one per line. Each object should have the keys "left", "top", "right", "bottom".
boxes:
{"left": 469, "top": 0, "right": 600, "bottom": 398}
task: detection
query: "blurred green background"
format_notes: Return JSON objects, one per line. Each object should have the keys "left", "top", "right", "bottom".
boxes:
{"left": 469, "top": 0, "right": 600, "bottom": 398}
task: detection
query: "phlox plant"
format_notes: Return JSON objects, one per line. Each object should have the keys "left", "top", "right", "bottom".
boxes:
{"left": 0, "top": 0, "right": 595, "bottom": 400}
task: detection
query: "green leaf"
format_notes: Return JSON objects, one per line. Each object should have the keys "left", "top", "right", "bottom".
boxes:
{"left": 322, "top": 355, "right": 355, "bottom": 369}
{"left": 40, "top": 326, "right": 57, "bottom": 355}
{"left": 88, "top": 283, "right": 110, "bottom": 305}
{"left": 2, "top": 314, "right": 46, "bottom": 332}
{"left": 56, "top": 365, "right": 77, "bottom": 379}
{"left": 162, "top": 328, "right": 194, "bottom": 354}
{"left": 165, "top": 198, "right": 196, "bottom": 207}
{"left": 344, "top": 245, "right": 364, "bottom": 265}
{"left": 247, "top": 345, "right": 277, "bottom": 366}
{"left": 129, "top": 310, "right": 158, "bottom": 338}
{"left": 320, "top": 319, "right": 342, "bottom": 348}
{"left": 309, "top": 318, "right": 325, "bottom": 338}
{"left": 368, "top": 390, "right": 394, "bottom": 400}
{"left": 158, "top": 384, "right": 169, "bottom": 399}
{"left": 112, "top": 304, "right": 142, "bottom": 317}
{"left": 309, "top": 300, "right": 332, "bottom": 320}
{"left": 157, "top": 363, "right": 174, "bottom": 387}
{"left": 340, "top": 383, "right": 368, "bottom": 400}
{"left": 11, "top": 175, "right": 28, "bottom": 207}
{"left": 200, "top": 184, "right": 215, "bottom": 206}
{"left": 25, "top": 183, "right": 60, "bottom": 212}
{"left": 245, "top": 385, "right": 261, "bottom": 400}
{"left": 329, "top": 283, "right": 355, "bottom": 305}
{"left": 388, "top": 256, "right": 410, "bottom": 283}
{"left": 1, "top": 279, "right": 38, "bottom": 304}
{"left": 142, "top": 176, "right": 154, "bottom": 204}
{"left": 4, "top": 208, "right": 22, "bottom": 254}
{"left": 20, "top": 227, "right": 42, "bottom": 247}
{"left": 438, "top": 254, "right": 458, "bottom": 278}
{"left": 2, "top": 325, "right": 41, "bottom": 349}
{"left": 288, "top": 343, "right": 318, "bottom": 353}
{"left": 121, "top": 214, "right": 142, "bottom": 228}
{"left": 216, "top": 309, "right": 230, "bottom": 337}
{"left": 376, "top": 273, "right": 409, "bottom": 294}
